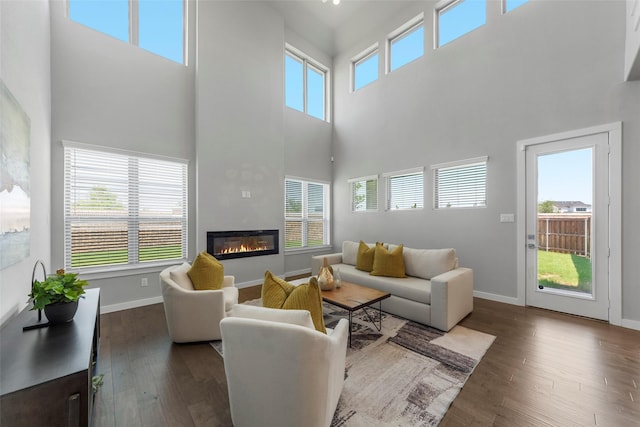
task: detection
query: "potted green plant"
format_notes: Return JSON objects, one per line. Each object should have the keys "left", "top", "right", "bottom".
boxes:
{"left": 30, "top": 269, "right": 89, "bottom": 324}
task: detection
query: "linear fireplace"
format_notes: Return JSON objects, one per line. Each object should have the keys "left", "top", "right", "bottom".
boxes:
{"left": 207, "top": 230, "right": 279, "bottom": 260}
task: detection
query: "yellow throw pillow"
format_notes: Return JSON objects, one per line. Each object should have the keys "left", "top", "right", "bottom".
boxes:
{"left": 371, "top": 244, "right": 407, "bottom": 278}
{"left": 262, "top": 271, "right": 326, "bottom": 333}
{"left": 355, "top": 241, "right": 376, "bottom": 272}
{"left": 261, "top": 270, "right": 295, "bottom": 308}
{"left": 188, "top": 251, "right": 224, "bottom": 290}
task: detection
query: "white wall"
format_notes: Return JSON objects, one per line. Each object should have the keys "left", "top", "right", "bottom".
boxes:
{"left": 196, "top": 1, "right": 286, "bottom": 284}
{"left": 0, "top": 0, "right": 51, "bottom": 325}
{"left": 332, "top": 1, "right": 640, "bottom": 324}
{"left": 49, "top": 0, "right": 197, "bottom": 309}
{"left": 195, "top": 3, "right": 335, "bottom": 283}
{"left": 625, "top": 0, "right": 640, "bottom": 80}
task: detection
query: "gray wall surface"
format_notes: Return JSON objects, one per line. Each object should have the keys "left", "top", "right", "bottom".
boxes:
{"left": 331, "top": 1, "right": 640, "bottom": 324}
{"left": 48, "top": 1, "right": 197, "bottom": 308}
{"left": 0, "top": 0, "right": 52, "bottom": 324}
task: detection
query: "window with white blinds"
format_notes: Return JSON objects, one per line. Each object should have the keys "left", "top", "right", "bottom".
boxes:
{"left": 384, "top": 168, "right": 424, "bottom": 210}
{"left": 432, "top": 157, "right": 487, "bottom": 209}
{"left": 284, "top": 177, "right": 330, "bottom": 250}
{"left": 349, "top": 175, "right": 378, "bottom": 212}
{"left": 63, "top": 142, "right": 188, "bottom": 270}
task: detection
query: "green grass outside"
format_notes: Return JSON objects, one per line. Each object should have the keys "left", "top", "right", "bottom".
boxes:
{"left": 72, "top": 245, "right": 182, "bottom": 267}
{"left": 285, "top": 239, "right": 324, "bottom": 249}
{"left": 537, "top": 250, "right": 592, "bottom": 294}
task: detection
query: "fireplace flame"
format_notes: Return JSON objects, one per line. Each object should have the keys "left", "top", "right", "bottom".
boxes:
{"left": 219, "top": 244, "right": 268, "bottom": 254}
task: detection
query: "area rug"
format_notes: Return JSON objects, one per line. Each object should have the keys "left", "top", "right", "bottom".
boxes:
{"left": 211, "top": 300, "right": 495, "bottom": 427}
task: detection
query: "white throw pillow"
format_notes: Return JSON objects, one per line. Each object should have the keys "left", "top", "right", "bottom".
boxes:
{"left": 342, "top": 241, "right": 360, "bottom": 266}
{"left": 402, "top": 247, "right": 457, "bottom": 280}
{"left": 170, "top": 262, "right": 195, "bottom": 290}
{"left": 228, "top": 304, "right": 315, "bottom": 330}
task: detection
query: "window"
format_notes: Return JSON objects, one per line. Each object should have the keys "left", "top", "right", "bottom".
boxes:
{"left": 436, "top": 0, "right": 486, "bottom": 47}
{"left": 68, "top": 0, "right": 185, "bottom": 64}
{"left": 388, "top": 14, "right": 424, "bottom": 72}
{"left": 503, "top": 0, "right": 529, "bottom": 13}
{"left": 349, "top": 175, "right": 378, "bottom": 212}
{"left": 63, "top": 142, "right": 188, "bottom": 270}
{"left": 432, "top": 157, "right": 487, "bottom": 208}
{"left": 284, "top": 178, "right": 330, "bottom": 250}
{"left": 352, "top": 44, "right": 379, "bottom": 91}
{"left": 384, "top": 168, "right": 424, "bottom": 211}
{"left": 285, "top": 46, "right": 329, "bottom": 121}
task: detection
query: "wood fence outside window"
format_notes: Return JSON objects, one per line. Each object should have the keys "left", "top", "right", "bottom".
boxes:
{"left": 537, "top": 214, "right": 591, "bottom": 258}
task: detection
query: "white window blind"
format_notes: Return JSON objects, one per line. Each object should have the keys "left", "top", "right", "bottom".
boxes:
{"left": 63, "top": 142, "right": 188, "bottom": 270}
{"left": 284, "top": 177, "right": 330, "bottom": 250}
{"left": 349, "top": 175, "right": 378, "bottom": 212}
{"left": 384, "top": 168, "right": 424, "bottom": 210}
{"left": 432, "top": 157, "right": 487, "bottom": 209}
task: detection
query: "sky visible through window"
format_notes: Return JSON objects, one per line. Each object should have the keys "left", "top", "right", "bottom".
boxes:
{"left": 538, "top": 149, "right": 592, "bottom": 205}
{"left": 69, "top": 0, "right": 183, "bottom": 64}
{"left": 139, "top": 0, "right": 184, "bottom": 64}
{"left": 285, "top": 54, "right": 304, "bottom": 112}
{"left": 285, "top": 50, "right": 326, "bottom": 121}
{"left": 354, "top": 52, "right": 378, "bottom": 90}
{"left": 307, "top": 66, "right": 324, "bottom": 120}
{"left": 390, "top": 25, "right": 424, "bottom": 72}
{"left": 69, "top": 0, "right": 129, "bottom": 43}
{"left": 505, "top": 0, "right": 529, "bottom": 13}
{"left": 439, "top": 0, "right": 486, "bottom": 47}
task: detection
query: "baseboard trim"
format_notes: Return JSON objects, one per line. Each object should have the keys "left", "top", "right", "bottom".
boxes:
{"left": 101, "top": 296, "right": 163, "bottom": 314}
{"left": 621, "top": 318, "right": 640, "bottom": 331}
{"left": 473, "top": 290, "right": 521, "bottom": 306}
{"left": 234, "top": 278, "right": 264, "bottom": 289}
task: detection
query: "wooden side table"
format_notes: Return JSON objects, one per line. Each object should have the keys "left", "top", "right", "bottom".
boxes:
{"left": 0, "top": 288, "right": 101, "bottom": 427}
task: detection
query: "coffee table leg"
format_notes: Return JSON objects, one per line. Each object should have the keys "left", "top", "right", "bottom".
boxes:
{"left": 348, "top": 311, "right": 353, "bottom": 347}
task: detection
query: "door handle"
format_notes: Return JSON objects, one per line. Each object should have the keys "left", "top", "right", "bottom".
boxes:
{"left": 527, "top": 243, "right": 537, "bottom": 249}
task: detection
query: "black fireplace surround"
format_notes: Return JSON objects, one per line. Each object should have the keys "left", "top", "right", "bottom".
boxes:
{"left": 207, "top": 230, "right": 279, "bottom": 260}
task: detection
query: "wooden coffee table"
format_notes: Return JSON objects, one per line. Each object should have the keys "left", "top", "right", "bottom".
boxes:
{"left": 321, "top": 281, "right": 390, "bottom": 347}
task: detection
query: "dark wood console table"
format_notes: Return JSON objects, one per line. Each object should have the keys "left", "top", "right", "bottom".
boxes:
{"left": 1, "top": 288, "right": 100, "bottom": 427}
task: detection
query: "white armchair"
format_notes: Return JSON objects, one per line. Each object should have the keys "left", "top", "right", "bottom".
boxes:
{"left": 220, "top": 305, "right": 349, "bottom": 427}
{"left": 159, "top": 263, "right": 239, "bottom": 343}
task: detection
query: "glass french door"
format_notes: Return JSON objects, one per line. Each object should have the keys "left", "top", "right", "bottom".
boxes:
{"left": 525, "top": 132, "right": 609, "bottom": 321}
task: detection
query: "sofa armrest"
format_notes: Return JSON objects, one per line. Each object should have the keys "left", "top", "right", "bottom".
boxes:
{"left": 311, "top": 253, "right": 343, "bottom": 275}
{"left": 222, "top": 275, "right": 235, "bottom": 288}
{"left": 161, "top": 284, "right": 227, "bottom": 342}
{"left": 430, "top": 267, "right": 474, "bottom": 331}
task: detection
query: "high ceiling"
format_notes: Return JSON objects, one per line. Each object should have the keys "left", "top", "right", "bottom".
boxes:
{"left": 267, "top": 1, "right": 419, "bottom": 56}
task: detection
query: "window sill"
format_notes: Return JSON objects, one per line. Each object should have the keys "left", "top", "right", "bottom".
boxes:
{"left": 284, "top": 245, "right": 333, "bottom": 256}
{"left": 70, "top": 259, "right": 187, "bottom": 281}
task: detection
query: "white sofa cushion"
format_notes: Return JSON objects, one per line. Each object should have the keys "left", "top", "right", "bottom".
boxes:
{"left": 228, "top": 304, "right": 315, "bottom": 330}
{"left": 389, "top": 246, "right": 457, "bottom": 280}
{"left": 337, "top": 264, "right": 431, "bottom": 304}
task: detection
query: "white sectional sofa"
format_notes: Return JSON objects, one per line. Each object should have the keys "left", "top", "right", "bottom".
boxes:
{"left": 311, "top": 241, "right": 474, "bottom": 331}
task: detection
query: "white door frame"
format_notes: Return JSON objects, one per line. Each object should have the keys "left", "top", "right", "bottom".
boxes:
{"left": 516, "top": 122, "right": 622, "bottom": 326}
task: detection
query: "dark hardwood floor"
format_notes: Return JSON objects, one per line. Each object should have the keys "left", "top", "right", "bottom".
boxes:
{"left": 94, "top": 287, "right": 639, "bottom": 426}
